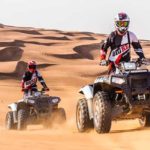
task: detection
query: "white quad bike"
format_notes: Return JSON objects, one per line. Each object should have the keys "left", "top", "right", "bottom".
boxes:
{"left": 5, "top": 88, "right": 66, "bottom": 130}
{"left": 76, "top": 59, "right": 150, "bottom": 133}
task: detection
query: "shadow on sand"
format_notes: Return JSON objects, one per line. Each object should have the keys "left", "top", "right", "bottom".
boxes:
{"left": 110, "top": 126, "right": 150, "bottom": 134}
{"left": 0, "top": 61, "right": 56, "bottom": 80}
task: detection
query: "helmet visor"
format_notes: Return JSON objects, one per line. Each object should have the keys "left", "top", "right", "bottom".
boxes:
{"left": 116, "top": 21, "right": 129, "bottom": 27}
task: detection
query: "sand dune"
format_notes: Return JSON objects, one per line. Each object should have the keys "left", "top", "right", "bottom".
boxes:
{"left": 77, "top": 37, "right": 97, "bottom": 40}
{"left": 0, "top": 24, "right": 150, "bottom": 150}
{"left": 73, "top": 43, "right": 100, "bottom": 60}
{"left": 0, "top": 40, "right": 25, "bottom": 47}
{"left": 0, "top": 61, "right": 27, "bottom": 79}
{"left": 35, "top": 36, "right": 70, "bottom": 40}
{"left": 0, "top": 61, "right": 55, "bottom": 79}
{"left": 0, "top": 47, "right": 23, "bottom": 61}
{"left": 11, "top": 29, "right": 42, "bottom": 35}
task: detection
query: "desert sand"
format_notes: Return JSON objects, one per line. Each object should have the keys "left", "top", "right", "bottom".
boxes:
{"left": 0, "top": 24, "right": 150, "bottom": 150}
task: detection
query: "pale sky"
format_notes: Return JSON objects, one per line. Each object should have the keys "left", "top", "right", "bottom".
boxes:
{"left": 0, "top": 0, "right": 150, "bottom": 39}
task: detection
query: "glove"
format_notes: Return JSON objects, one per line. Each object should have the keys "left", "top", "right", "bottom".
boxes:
{"left": 136, "top": 57, "right": 149, "bottom": 67}
{"left": 44, "top": 87, "right": 49, "bottom": 91}
{"left": 100, "top": 60, "right": 107, "bottom": 66}
{"left": 137, "top": 57, "right": 146, "bottom": 62}
{"left": 141, "top": 58, "right": 150, "bottom": 65}
{"left": 141, "top": 58, "right": 146, "bottom": 62}
{"left": 139, "top": 57, "right": 144, "bottom": 61}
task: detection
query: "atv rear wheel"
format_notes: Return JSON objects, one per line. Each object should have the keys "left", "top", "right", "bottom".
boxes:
{"left": 76, "top": 98, "right": 93, "bottom": 132}
{"left": 5, "top": 111, "right": 17, "bottom": 130}
{"left": 17, "top": 109, "right": 28, "bottom": 130}
{"left": 139, "top": 114, "right": 150, "bottom": 127}
{"left": 93, "top": 91, "right": 112, "bottom": 133}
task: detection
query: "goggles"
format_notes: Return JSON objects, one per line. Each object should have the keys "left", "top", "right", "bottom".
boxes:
{"left": 29, "top": 65, "right": 36, "bottom": 69}
{"left": 116, "top": 21, "right": 129, "bottom": 27}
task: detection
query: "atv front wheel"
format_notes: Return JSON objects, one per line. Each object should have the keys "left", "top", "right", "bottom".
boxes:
{"left": 93, "top": 91, "right": 112, "bottom": 133}
{"left": 17, "top": 109, "right": 28, "bottom": 130}
{"left": 76, "top": 98, "right": 93, "bottom": 132}
{"left": 5, "top": 111, "right": 17, "bottom": 130}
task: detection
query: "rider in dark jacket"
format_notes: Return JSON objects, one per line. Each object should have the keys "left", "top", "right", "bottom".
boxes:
{"left": 21, "top": 61, "right": 49, "bottom": 95}
{"left": 100, "top": 12, "right": 145, "bottom": 74}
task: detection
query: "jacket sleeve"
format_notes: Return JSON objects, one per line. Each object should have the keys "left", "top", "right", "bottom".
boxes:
{"left": 100, "top": 34, "right": 112, "bottom": 60}
{"left": 130, "top": 32, "right": 145, "bottom": 59}
{"left": 21, "top": 73, "right": 26, "bottom": 89}
{"left": 36, "top": 71, "right": 48, "bottom": 88}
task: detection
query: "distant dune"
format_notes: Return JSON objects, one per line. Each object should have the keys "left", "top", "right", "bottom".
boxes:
{"left": 0, "top": 24, "right": 106, "bottom": 80}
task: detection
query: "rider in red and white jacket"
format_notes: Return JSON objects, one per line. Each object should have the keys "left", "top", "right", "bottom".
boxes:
{"left": 21, "top": 61, "right": 49, "bottom": 94}
{"left": 100, "top": 12, "right": 145, "bottom": 74}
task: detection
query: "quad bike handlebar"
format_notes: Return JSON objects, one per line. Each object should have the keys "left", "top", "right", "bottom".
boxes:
{"left": 134, "top": 58, "right": 150, "bottom": 67}
{"left": 22, "top": 87, "right": 49, "bottom": 93}
{"left": 99, "top": 58, "right": 150, "bottom": 67}
{"left": 41, "top": 87, "right": 49, "bottom": 92}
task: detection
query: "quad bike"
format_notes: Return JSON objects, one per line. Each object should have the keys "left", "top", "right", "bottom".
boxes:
{"left": 5, "top": 88, "right": 66, "bottom": 130}
{"left": 76, "top": 59, "right": 150, "bottom": 133}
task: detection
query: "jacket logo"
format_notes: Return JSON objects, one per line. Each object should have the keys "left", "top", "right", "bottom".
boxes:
{"left": 112, "top": 44, "right": 129, "bottom": 56}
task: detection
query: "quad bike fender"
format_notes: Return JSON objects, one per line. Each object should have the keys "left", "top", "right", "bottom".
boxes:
{"left": 79, "top": 85, "right": 94, "bottom": 99}
{"left": 8, "top": 100, "right": 27, "bottom": 111}
{"left": 8, "top": 103, "right": 17, "bottom": 111}
{"left": 79, "top": 85, "right": 94, "bottom": 119}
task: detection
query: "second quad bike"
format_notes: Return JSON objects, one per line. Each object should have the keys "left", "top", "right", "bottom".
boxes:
{"left": 5, "top": 88, "right": 66, "bottom": 130}
{"left": 76, "top": 60, "right": 150, "bottom": 133}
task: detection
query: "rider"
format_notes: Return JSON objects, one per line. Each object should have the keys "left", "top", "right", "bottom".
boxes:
{"left": 21, "top": 60, "right": 49, "bottom": 96}
{"left": 100, "top": 12, "right": 145, "bottom": 74}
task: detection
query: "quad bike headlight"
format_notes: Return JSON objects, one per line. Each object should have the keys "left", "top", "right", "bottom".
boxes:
{"left": 111, "top": 77, "right": 125, "bottom": 84}
{"left": 27, "top": 99, "right": 35, "bottom": 104}
{"left": 52, "top": 98, "right": 59, "bottom": 104}
{"left": 120, "top": 62, "right": 137, "bottom": 71}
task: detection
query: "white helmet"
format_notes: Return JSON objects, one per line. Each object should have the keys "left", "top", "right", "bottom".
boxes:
{"left": 115, "top": 12, "right": 130, "bottom": 34}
